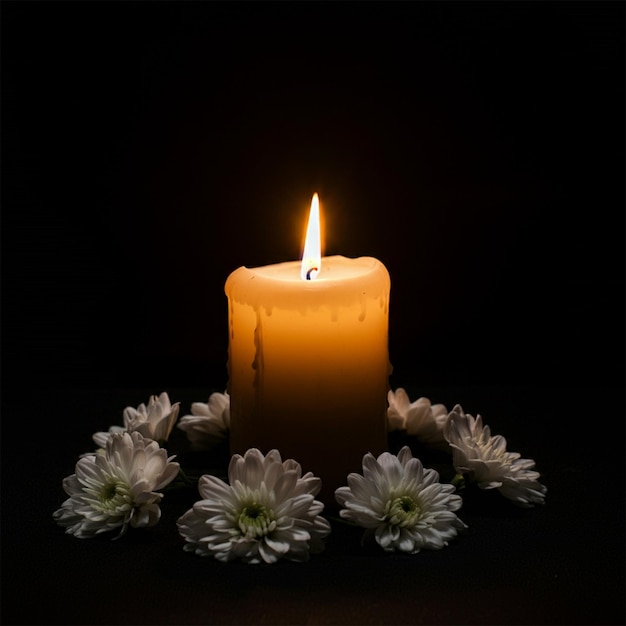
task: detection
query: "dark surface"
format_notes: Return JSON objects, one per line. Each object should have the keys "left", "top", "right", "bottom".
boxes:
{"left": 2, "top": 384, "right": 624, "bottom": 625}
{"left": 1, "top": 1, "right": 624, "bottom": 624}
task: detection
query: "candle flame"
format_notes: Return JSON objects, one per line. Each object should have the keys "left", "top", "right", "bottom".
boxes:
{"left": 301, "top": 193, "right": 321, "bottom": 281}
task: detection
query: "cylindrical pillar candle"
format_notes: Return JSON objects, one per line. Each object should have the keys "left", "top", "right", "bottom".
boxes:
{"left": 224, "top": 255, "right": 391, "bottom": 507}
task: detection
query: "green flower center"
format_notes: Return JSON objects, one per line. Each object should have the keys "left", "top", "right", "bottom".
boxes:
{"left": 237, "top": 502, "right": 276, "bottom": 539}
{"left": 96, "top": 479, "right": 131, "bottom": 513}
{"left": 385, "top": 495, "right": 421, "bottom": 527}
{"left": 102, "top": 483, "right": 120, "bottom": 500}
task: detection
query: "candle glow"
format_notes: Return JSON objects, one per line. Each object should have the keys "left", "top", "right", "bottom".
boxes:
{"left": 300, "top": 193, "right": 321, "bottom": 281}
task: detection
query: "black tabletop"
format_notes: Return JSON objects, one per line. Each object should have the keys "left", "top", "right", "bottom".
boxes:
{"left": 2, "top": 383, "right": 624, "bottom": 625}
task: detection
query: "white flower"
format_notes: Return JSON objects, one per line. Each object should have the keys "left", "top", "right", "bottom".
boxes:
{"left": 387, "top": 389, "right": 449, "bottom": 449}
{"left": 177, "top": 391, "right": 230, "bottom": 450}
{"left": 177, "top": 448, "right": 331, "bottom": 564}
{"left": 92, "top": 391, "right": 180, "bottom": 448}
{"left": 443, "top": 405, "right": 547, "bottom": 507}
{"left": 122, "top": 391, "right": 180, "bottom": 442}
{"left": 335, "top": 446, "right": 466, "bottom": 553}
{"left": 53, "top": 431, "right": 180, "bottom": 538}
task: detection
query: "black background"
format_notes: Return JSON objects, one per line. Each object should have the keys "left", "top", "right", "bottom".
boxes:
{"left": 1, "top": 2, "right": 624, "bottom": 625}
{"left": 3, "top": 0, "right": 623, "bottom": 393}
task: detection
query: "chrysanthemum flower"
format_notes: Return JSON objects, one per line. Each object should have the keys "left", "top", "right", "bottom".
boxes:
{"left": 335, "top": 446, "right": 466, "bottom": 553}
{"left": 53, "top": 431, "right": 179, "bottom": 538}
{"left": 177, "top": 390, "right": 230, "bottom": 450}
{"left": 443, "top": 404, "right": 547, "bottom": 507}
{"left": 387, "top": 389, "right": 449, "bottom": 450}
{"left": 92, "top": 391, "right": 180, "bottom": 447}
{"left": 177, "top": 448, "right": 331, "bottom": 564}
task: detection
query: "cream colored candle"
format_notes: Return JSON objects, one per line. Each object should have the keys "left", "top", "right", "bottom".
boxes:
{"left": 224, "top": 196, "right": 391, "bottom": 506}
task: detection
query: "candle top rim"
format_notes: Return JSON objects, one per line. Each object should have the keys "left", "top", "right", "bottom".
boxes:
{"left": 225, "top": 255, "right": 390, "bottom": 308}
{"left": 233, "top": 255, "right": 386, "bottom": 283}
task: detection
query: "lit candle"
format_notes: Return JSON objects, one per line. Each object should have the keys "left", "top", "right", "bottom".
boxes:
{"left": 224, "top": 194, "right": 391, "bottom": 505}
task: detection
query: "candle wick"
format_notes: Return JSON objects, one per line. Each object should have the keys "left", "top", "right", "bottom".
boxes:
{"left": 306, "top": 268, "right": 318, "bottom": 281}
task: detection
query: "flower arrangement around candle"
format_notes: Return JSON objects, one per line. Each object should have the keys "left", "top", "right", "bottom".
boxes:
{"left": 53, "top": 389, "right": 547, "bottom": 562}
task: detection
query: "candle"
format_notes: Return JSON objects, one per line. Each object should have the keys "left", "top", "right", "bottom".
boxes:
{"left": 224, "top": 194, "right": 391, "bottom": 506}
